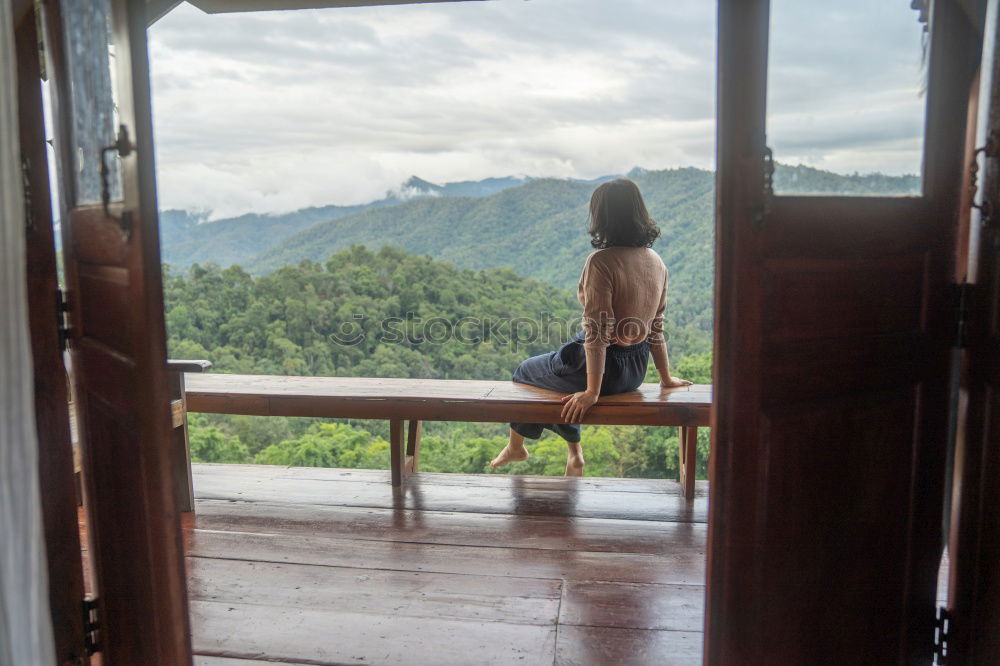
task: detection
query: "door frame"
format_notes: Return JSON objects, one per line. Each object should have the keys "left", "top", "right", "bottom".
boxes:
{"left": 26, "top": 0, "right": 987, "bottom": 662}
{"left": 948, "top": 0, "right": 1000, "bottom": 660}
{"left": 15, "top": 3, "right": 89, "bottom": 663}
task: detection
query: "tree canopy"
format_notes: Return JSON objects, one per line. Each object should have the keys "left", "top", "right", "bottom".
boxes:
{"left": 166, "top": 246, "right": 712, "bottom": 478}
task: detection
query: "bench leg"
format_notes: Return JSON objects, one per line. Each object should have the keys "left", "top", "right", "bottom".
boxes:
{"left": 678, "top": 426, "right": 697, "bottom": 501}
{"left": 404, "top": 420, "right": 422, "bottom": 476}
{"left": 168, "top": 372, "right": 195, "bottom": 513}
{"left": 390, "top": 418, "right": 405, "bottom": 488}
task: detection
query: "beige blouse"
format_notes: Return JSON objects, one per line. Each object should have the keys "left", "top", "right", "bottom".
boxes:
{"left": 577, "top": 246, "right": 668, "bottom": 377}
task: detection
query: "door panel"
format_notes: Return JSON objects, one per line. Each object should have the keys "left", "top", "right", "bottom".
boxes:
{"left": 761, "top": 253, "right": 928, "bottom": 344}
{"left": 949, "top": 0, "right": 1000, "bottom": 660}
{"left": 709, "top": 0, "right": 980, "bottom": 662}
{"left": 757, "top": 390, "right": 918, "bottom": 661}
{"left": 77, "top": 263, "right": 133, "bottom": 354}
{"left": 16, "top": 5, "right": 89, "bottom": 664}
{"left": 41, "top": 0, "right": 192, "bottom": 663}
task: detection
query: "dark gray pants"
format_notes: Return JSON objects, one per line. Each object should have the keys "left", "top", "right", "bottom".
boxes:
{"left": 510, "top": 330, "right": 650, "bottom": 443}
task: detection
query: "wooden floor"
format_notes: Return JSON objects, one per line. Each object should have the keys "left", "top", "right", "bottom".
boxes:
{"left": 186, "top": 463, "right": 709, "bottom": 666}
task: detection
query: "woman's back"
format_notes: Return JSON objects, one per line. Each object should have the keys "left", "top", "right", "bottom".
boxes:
{"left": 577, "top": 246, "right": 668, "bottom": 347}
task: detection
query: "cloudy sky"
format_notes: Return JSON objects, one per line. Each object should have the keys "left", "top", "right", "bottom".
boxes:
{"left": 147, "top": 0, "right": 926, "bottom": 218}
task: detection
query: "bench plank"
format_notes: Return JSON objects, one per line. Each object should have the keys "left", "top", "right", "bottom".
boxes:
{"left": 184, "top": 374, "right": 711, "bottom": 427}
{"left": 181, "top": 374, "right": 711, "bottom": 501}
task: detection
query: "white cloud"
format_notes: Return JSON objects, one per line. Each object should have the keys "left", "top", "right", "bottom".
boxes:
{"left": 148, "top": 0, "right": 923, "bottom": 218}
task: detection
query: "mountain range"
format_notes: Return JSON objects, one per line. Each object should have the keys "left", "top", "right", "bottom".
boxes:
{"left": 158, "top": 164, "right": 919, "bottom": 357}
{"left": 158, "top": 174, "right": 532, "bottom": 268}
{"left": 160, "top": 164, "right": 918, "bottom": 275}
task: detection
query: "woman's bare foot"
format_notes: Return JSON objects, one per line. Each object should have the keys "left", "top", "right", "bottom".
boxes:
{"left": 490, "top": 444, "right": 528, "bottom": 468}
{"left": 491, "top": 429, "right": 529, "bottom": 469}
{"left": 565, "top": 441, "right": 585, "bottom": 477}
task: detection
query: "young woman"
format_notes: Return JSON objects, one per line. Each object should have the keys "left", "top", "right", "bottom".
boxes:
{"left": 490, "top": 178, "right": 691, "bottom": 476}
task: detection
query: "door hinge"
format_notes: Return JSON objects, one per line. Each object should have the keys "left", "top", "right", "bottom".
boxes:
{"left": 934, "top": 606, "right": 952, "bottom": 664}
{"left": 953, "top": 282, "right": 974, "bottom": 349}
{"left": 57, "top": 288, "right": 72, "bottom": 351}
{"left": 82, "top": 597, "right": 100, "bottom": 656}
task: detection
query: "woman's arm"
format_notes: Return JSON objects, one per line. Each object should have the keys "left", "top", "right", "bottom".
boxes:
{"left": 648, "top": 269, "right": 691, "bottom": 389}
{"left": 561, "top": 359, "right": 604, "bottom": 423}
{"left": 561, "top": 256, "right": 612, "bottom": 423}
{"left": 651, "top": 341, "right": 691, "bottom": 388}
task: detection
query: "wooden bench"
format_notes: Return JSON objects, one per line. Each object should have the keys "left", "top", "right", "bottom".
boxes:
{"left": 176, "top": 373, "right": 711, "bottom": 503}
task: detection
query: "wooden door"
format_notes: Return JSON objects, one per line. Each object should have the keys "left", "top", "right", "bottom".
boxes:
{"left": 40, "top": 0, "right": 192, "bottom": 663}
{"left": 948, "top": 0, "right": 1000, "bottom": 660}
{"left": 709, "top": 0, "right": 981, "bottom": 662}
{"left": 15, "top": 4, "right": 89, "bottom": 664}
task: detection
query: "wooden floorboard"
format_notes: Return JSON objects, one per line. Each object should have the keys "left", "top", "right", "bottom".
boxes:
{"left": 185, "top": 464, "right": 707, "bottom": 665}
{"left": 193, "top": 463, "right": 711, "bottom": 496}
{"left": 187, "top": 529, "right": 704, "bottom": 586}
{"left": 189, "top": 557, "right": 562, "bottom": 625}
{"left": 192, "top": 468, "right": 708, "bottom": 523}
{"left": 192, "top": 600, "right": 559, "bottom": 665}
{"left": 195, "top": 658, "right": 316, "bottom": 666}
{"left": 193, "top": 499, "right": 707, "bottom": 556}
{"left": 555, "top": 625, "right": 702, "bottom": 666}
{"left": 559, "top": 581, "right": 703, "bottom": 632}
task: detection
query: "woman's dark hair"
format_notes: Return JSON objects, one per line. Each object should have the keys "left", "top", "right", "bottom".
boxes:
{"left": 587, "top": 178, "right": 660, "bottom": 249}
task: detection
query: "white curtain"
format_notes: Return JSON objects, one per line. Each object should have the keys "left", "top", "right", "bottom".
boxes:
{"left": 0, "top": 1, "right": 56, "bottom": 664}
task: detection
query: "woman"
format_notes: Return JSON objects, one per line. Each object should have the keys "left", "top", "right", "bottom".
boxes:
{"left": 490, "top": 178, "right": 691, "bottom": 476}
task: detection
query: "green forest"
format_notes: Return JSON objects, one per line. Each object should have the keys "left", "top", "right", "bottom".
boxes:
{"left": 167, "top": 247, "right": 714, "bottom": 479}
{"left": 165, "top": 165, "right": 917, "bottom": 479}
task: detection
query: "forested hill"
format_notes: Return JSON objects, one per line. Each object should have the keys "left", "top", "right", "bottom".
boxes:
{"left": 164, "top": 246, "right": 582, "bottom": 379}
{"left": 162, "top": 164, "right": 918, "bottom": 277}
{"left": 248, "top": 168, "right": 711, "bottom": 284}
{"left": 164, "top": 164, "right": 918, "bottom": 371}
{"left": 241, "top": 165, "right": 918, "bottom": 357}
{"left": 247, "top": 164, "right": 919, "bottom": 281}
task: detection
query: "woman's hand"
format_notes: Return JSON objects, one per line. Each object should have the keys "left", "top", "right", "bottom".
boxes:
{"left": 561, "top": 390, "right": 599, "bottom": 423}
{"left": 660, "top": 376, "right": 693, "bottom": 389}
